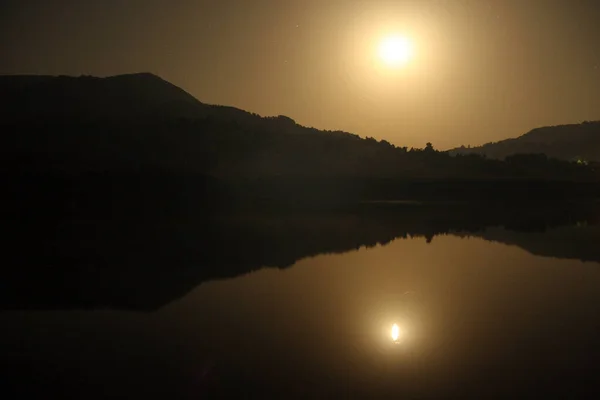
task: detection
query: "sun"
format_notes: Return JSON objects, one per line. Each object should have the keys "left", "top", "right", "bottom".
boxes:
{"left": 378, "top": 35, "right": 414, "bottom": 67}
{"left": 391, "top": 323, "right": 402, "bottom": 342}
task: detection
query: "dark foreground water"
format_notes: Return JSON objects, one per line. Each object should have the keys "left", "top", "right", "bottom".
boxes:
{"left": 2, "top": 208, "right": 600, "bottom": 399}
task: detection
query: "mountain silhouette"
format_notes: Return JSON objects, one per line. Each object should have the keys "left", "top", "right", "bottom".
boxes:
{"left": 0, "top": 72, "right": 212, "bottom": 120}
{"left": 2, "top": 73, "right": 598, "bottom": 183}
{"left": 450, "top": 121, "right": 600, "bottom": 162}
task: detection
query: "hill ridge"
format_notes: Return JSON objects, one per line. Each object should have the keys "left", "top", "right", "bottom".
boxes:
{"left": 1, "top": 72, "right": 598, "bottom": 182}
{"left": 451, "top": 121, "right": 600, "bottom": 162}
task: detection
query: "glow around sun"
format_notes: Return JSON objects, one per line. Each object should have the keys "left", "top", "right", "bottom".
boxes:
{"left": 378, "top": 35, "right": 414, "bottom": 67}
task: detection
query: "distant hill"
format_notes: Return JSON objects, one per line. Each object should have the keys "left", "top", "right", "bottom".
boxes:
{"left": 450, "top": 121, "right": 600, "bottom": 162}
{"left": 0, "top": 73, "right": 376, "bottom": 177}
{"left": 1, "top": 73, "right": 599, "bottom": 208}
{"left": 0, "top": 72, "right": 212, "bottom": 120}
{"left": 0, "top": 72, "right": 352, "bottom": 135}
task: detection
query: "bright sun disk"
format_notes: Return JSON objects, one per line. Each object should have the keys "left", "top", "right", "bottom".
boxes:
{"left": 379, "top": 36, "right": 414, "bottom": 67}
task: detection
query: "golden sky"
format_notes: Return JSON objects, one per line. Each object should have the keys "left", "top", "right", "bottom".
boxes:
{"left": 1, "top": 0, "right": 599, "bottom": 149}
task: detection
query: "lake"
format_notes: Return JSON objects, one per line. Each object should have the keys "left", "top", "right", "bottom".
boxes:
{"left": 2, "top": 205, "right": 600, "bottom": 398}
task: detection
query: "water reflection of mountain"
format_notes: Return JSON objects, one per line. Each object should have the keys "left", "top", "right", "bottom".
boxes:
{"left": 3, "top": 203, "right": 599, "bottom": 311}
{"left": 461, "top": 225, "right": 600, "bottom": 264}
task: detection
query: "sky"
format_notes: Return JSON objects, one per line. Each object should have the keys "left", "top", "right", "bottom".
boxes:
{"left": 1, "top": 0, "right": 599, "bottom": 149}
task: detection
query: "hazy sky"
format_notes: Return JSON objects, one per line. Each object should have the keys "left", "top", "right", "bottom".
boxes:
{"left": 1, "top": 0, "right": 599, "bottom": 149}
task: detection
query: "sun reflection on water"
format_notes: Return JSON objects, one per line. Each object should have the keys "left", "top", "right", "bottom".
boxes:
{"left": 391, "top": 323, "right": 402, "bottom": 343}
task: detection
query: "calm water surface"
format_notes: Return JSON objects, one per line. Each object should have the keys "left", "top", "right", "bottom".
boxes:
{"left": 3, "top": 227, "right": 600, "bottom": 399}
